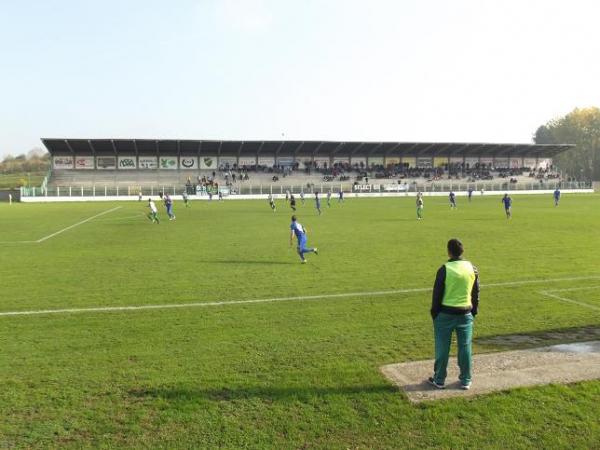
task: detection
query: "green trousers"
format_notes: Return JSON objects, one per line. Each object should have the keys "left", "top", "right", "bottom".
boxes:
{"left": 433, "top": 312, "right": 473, "bottom": 385}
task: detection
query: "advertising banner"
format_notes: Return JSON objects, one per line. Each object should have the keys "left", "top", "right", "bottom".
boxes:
{"left": 433, "top": 157, "right": 448, "bottom": 167}
{"left": 53, "top": 156, "right": 73, "bottom": 169}
{"left": 118, "top": 156, "right": 137, "bottom": 169}
{"left": 159, "top": 156, "right": 178, "bottom": 170}
{"left": 332, "top": 157, "right": 349, "bottom": 165}
{"left": 74, "top": 156, "right": 94, "bottom": 169}
{"left": 385, "top": 156, "right": 400, "bottom": 166}
{"left": 480, "top": 157, "right": 493, "bottom": 167}
{"left": 416, "top": 157, "right": 433, "bottom": 168}
{"left": 510, "top": 157, "right": 523, "bottom": 169}
{"left": 96, "top": 156, "right": 116, "bottom": 170}
{"left": 351, "top": 156, "right": 368, "bottom": 166}
{"left": 238, "top": 157, "right": 257, "bottom": 167}
{"left": 138, "top": 156, "right": 158, "bottom": 170}
{"left": 277, "top": 157, "right": 294, "bottom": 166}
{"left": 401, "top": 157, "right": 415, "bottom": 168}
{"left": 494, "top": 157, "right": 509, "bottom": 169}
{"left": 449, "top": 156, "right": 464, "bottom": 164}
{"left": 465, "top": 157, "right": 479, "bottom": 168}
{"left": 179, "top": 156, "right": 198, "bottom": 170}
{"left": 258, "top": 156, "right": 275, "bottom": 167}
{"left": 219, "top": 156, "right": 237, "bottom": 168}
{"left": 199, "top": 156, "right": 217, "bottom": 170}
{"left": 312, "top": 157, "right": 329, "bottom": 168}
{"left": 524, "top": 158, "right": 537, "bottom": 169}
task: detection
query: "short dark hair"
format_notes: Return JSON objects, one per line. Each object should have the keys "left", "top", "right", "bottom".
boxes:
{"left": 447, "top": 239, "right": 464, "bottom": 258}
{"left": 291, "top": 215, "right": 297, "bottom": 221}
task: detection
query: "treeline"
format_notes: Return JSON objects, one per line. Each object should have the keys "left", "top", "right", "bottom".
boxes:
{"left": 0, "top": 149, "right": 50, "bottom": 174}
{"left": 534, "top": 107, "right": 600, "bottom": 180}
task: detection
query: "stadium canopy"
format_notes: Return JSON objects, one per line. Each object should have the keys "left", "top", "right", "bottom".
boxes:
{"left": 42, "top": 138, "right": 573, "bottom": 159}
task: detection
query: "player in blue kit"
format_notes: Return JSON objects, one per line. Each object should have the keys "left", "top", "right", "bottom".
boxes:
{"left": 554, "top": 188, "right": 561, "bottom": 207}
{"left": 289, "top": 215, "right": 318, "bottom": 263}
{"left": 468, "top": 188, "right": 473, "bottom": 202}
{"left": 502, "top": 193, "right": 512, "bottom": 219}
{"left": 449, "top": 191, "right": 457, "bottom": 209}
{"left": 164, "top": 193, "right": 176, "bottom": 220}
{"left": 315, "top": 192, "right": 322, "bottom": 215}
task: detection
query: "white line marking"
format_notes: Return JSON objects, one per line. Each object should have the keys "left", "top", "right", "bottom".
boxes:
{"left": 541, "top": 286, "right": 600, "bottom": 293}
{"left": 2, "top": 275, "right": 600, "bottom": 318}
{"left": 540, "top": 291, "right": 600, "bottom": 312}
{"left": 36, "top": 207, "right": 122, "bottom": 242}
{"left": 0, "top": 207, "right": 123, "bottom": 245}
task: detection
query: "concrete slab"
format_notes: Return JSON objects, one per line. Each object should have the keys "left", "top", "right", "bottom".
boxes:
{"left": 380, "top": 341, "right": 600, "bottom": 403}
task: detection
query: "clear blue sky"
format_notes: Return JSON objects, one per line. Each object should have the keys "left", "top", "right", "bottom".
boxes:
{"left": 1, "top": 0, "right": 599, "bottom": 157}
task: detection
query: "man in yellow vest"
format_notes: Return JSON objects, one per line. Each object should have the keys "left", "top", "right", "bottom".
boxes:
{"left": 428, "top": 238, "right": 480, "bottom": 390}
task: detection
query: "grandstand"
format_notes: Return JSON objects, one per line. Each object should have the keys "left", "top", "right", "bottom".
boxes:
{"left": 39, "top": 139, "right": 577, "bottom": 196}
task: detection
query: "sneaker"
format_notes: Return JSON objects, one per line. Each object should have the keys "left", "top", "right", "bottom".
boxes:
{"left": 301, "top": 259, "right": 307, "bottom": 264}
{"left": 460, "top": 383, "right": 471, "bottom": 390}
{"left": 314, "top": 248, "right": 319, "bottom": 255}
{"left": 427, "top": 377, "right": 445, "bottom": 389}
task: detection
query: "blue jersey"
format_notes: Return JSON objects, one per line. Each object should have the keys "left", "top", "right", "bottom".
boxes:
{"left": 554, "top": 190, "right": 561, "bottom": 199}
{"left": 502, "top": 196, "right": 512, "bottom": 208}
{"left": 290, "top": 221, "right": 306, "bottom": 240}
{"left": 449, "top": 193, "right": 456, "bottom": 201}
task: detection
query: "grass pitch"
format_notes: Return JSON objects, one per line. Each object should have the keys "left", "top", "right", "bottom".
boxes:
{"left": 1, "top": 195, "right": 600, "bottom": 448}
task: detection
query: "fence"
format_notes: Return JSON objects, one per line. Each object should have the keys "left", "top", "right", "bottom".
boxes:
{"left": 20, "top": 180, "right": 591, "bottom": 198}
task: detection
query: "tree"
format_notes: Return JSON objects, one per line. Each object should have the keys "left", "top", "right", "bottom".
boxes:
{"left": 534, "top": 107, "right": 600, "bottom": 180}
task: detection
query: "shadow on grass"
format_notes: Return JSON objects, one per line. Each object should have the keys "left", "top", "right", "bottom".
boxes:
{"left": 475, "top": 325, "right": 600, "bottom": 350}
{"left": 129, "top": 383, "right": 396, "bottom": 402}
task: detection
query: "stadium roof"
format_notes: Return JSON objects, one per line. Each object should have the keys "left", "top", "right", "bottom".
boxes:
{"left": 42, "top": 138, "right": 573, "bottom": 159}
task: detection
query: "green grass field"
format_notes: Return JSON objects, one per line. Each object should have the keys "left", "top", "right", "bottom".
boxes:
{"left": 1, "top": 194, "right": 600, "bottom": 449}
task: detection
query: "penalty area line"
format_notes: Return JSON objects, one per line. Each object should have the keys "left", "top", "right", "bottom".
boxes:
{"left": 539, "top": 290, "right": 600, "bottom": 312}
{"left": 2, "top": 275, "right": 600, "bottom": 318}
{"left": 0, "top": 206, "right": 122, "bottom": 244}
{"left": 36, "top": 206, "right": 122, "bottom": 242}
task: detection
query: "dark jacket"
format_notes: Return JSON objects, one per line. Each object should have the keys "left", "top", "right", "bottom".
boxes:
{"left": 431, "top": 258, "right": 480, "bottom": 319}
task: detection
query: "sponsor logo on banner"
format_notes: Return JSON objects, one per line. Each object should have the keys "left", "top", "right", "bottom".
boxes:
{"left": 494, "top": 158, "right": 509, "bottom": 169}
{"left": 118, "top": 157, "right": 137, "bottom": 169}
{"left": 139, "top": 157, "right": 158, "bottom": 169}
{"left": 75, "top": 156, "right": 94, "bottom": 169}
{"left": 96, "top": 156, "right": 116, "bottom": 169}
{"left": 416, "top": 157, "right": 433, "bottom": 168}
{"left": 200, "top": 156, "right": 216, "bottom": 169}
{"left": 180, "top": 157, "right": 197, "bottom": 169}
{"left": 238, "top": 157, "right": 256, "bottom": 167}
{"left": 510, "top": 158, "right": 522, "bottom": 169}
{"left": 53, "top": 156, "right": 73, "bottom": 169}
{"left": 257, "top": 157, "right": 275, "bottom": 167}
{"left": 159, "top": 157, "right": 178, "bottom": 169}
{"left": 219, "top": 157, "right": 237, "bottom": 168}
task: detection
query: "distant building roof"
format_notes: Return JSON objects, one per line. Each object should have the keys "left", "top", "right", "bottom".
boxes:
{"left": 42, "top": 138, "right": 573, "bottom": 159}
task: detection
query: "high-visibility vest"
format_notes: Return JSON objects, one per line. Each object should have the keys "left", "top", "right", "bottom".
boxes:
{"left": 442, "top": 260, "right": 476, "bottom": 308}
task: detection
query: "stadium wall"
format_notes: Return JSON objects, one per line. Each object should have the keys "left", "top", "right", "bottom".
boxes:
{"left": 19, "top": 189, "right": 594, "bottom": 203}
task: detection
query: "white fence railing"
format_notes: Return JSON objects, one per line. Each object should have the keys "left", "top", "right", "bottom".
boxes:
{"left": 21, "top": 180, "right": 590, "bottom": 198}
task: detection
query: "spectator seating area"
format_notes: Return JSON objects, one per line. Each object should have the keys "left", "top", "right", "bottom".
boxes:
{"left": 47, "top": 165, "right": 562, "bottom": 190}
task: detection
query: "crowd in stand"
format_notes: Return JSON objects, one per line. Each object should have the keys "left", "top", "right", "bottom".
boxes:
{"left": 186, "top": 161, "right": 562, "bottom": 190}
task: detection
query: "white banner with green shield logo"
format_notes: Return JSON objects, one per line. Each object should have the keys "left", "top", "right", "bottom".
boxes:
{"left": 200, "top": 156, "right": 217, "bottom": 169}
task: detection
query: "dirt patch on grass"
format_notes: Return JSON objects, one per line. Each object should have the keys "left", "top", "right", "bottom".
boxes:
{"left": 381, "top": 340, "right": 600, "bottom": 403}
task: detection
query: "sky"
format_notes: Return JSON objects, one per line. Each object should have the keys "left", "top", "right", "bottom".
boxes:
{"left": 1, "top": 0, "right": 599, "bottom": 157}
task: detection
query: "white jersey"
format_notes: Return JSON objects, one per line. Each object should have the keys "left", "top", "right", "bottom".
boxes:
{"left": 149, "top": 200, "right": 158, "bottom": 213}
